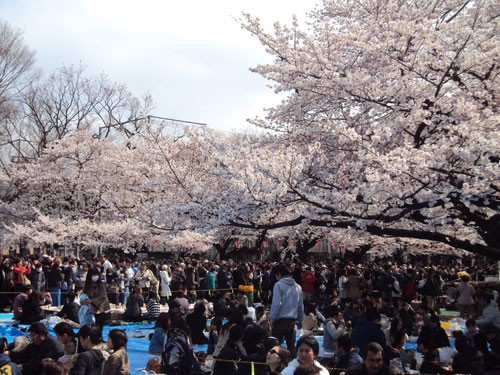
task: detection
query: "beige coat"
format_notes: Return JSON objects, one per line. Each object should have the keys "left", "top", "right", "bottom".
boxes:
{"left": 103, "top": 348, "right": 130, "bottom": 375}
{"left": 86, "top": 282, "right": 110, "bottom": 314}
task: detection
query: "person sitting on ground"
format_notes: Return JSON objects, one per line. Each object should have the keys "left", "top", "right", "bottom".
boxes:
{"left": 148, "top": 312, "right": 170, "bottom": 359}
{"left": 169, "top": 289, "right": 190, "bottom": 316}
{"left": 12, "top": 285, "right": 32, "bottom": 321}
{"left": 265, "top": 345, "right": 292, "bottom": 374}
{"left": 69, "top": 325, "right": 109, "bottom": 375}
{"left": 9, "top": 322, "right": 64, "bottom": 375}
{"left": 20, "top": 291, "right": 44, "bottom": 325}
{"left": 386, "top": 317, "right": 408, "bottom": 360}
{"left": 213, "top": 324, "right": 247, "bottom": 375}
{"left": 255, "top": 306, "right": 271, "bottom": 334}
{"left": 41, "top": 288, "right": 53, "bottom": 306}
{"left": 124, "top": 285, "right": 144, "bottom": 322}
{"left": 398, "top": 301, "right": 415, "bottom": 336}
{"left": 186, "top": 301, "right": 209, "bottom": 345}
{"left": 345, "top": 342, "right": 398, "bottom": 375}
{"left": 332, "top": 335, "right": 362, "bottom": 374}
{"left": 186, "top": 286, "right": 197, "bottom": 304}
{"left": 145, "top": 291, "right": 161, "bottom": 321}
{"left": 417, "top": 314, "right": 450, "bottom": 354}
{"left": 476, "top": 293, "right": 500, "bottom": 330}
{"left": 281, "top": 335, "right": 329, "bottom": 375}
{"left": 316, "top": 306, "right": 347, "bottom": 352}
{"left": 482, "top": 324, "right": 500, "bottom": 372}
{"left": 451, "top": 333, "right": 484, "bottom": 375}
{"left": 50, "top": 322, "right": 80, "bottom": 374}
{"left": 351, "top": 308, "right": 386, "bottom": 358}
{"left": 212, "top": 306, "right": 246, "bottom": 357}
{"left": 207, "top": 317, "right": 223, "bottom": 356}
{"left": 464, "top": 318, "right": 488, "bottom": 353}
{"left": 302, "top": 302, "right": 319, "bottom": 335}
{"left": 103, "top": 329, "right": 130, "bottom": 375}
{"left": 418, "top": 350, "right": 453, "bottom": 375}
{"left": 0, "top": 337, "right": 21, "bottom": 375}
{"left": 57, "top": 292, "right": 80, "bottom": 324}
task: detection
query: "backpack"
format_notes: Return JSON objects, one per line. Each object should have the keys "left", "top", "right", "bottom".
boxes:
{"left": 161, "top": 336, "right": 202, "bottom": 375}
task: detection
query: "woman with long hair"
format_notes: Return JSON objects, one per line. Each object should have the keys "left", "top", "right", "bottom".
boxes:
{"left": 186, "top": 302, "right": 208, "bottom": 345}
{"left": 148, "top": 312, "right": 171, "bottom": 359}
{"left": 386, "top": 317, "right": 408, "bottom": 359}
{"left": 104, "top": 329, "right": 130, "bottom": 375}
{"left": 82, "top": 267, "right": 110, "bottom": 331}
{"left": 265, "top": 345, "right": 291, "bottom": 374}
{"left": 206, "top": 317, "right": 222, "bottom": 356}
{"left": 124, "top": 285, "right": 144, "bottom": 322}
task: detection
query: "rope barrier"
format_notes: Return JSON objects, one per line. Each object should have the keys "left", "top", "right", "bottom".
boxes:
{"left": 0, "top": 286, "right": 255, "bottom": 294}
{"left": 196, "top": 357, "right": 464, "bottom": 374}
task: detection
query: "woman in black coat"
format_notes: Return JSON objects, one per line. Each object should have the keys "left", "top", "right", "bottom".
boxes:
{"left": 186, "top": 302, "right": 208, "bottom": 345}
{"left": 20, "top": 291, "right": 44, "bottom": 325}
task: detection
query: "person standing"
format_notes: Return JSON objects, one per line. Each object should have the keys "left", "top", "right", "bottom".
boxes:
{"left": 31, "top": 263, "right": 46, "bottom": 292}
{"left": 159, "top": 265, "right": 172, "bottom": 305}
{"left": 12, "top": 258, "right": 31, "bottom": 294}
{"left": 456, "top": 275, "right": 475, "bottom": 318}
{"left": 301, "top": 267, "right": 316, "bottom": 302}
{"left": 47, "top": 260, "right": 64, "bottom": 307}
{"left": 82, "top": 268, "right": 110, "bottom": 332}
{"left": 269, "top": 263, "right": 304, "bottom": 356}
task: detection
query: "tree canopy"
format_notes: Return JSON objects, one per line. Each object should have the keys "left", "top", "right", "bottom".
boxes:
{"left": 0, "top": 1, "right": 499, "bottom": 259}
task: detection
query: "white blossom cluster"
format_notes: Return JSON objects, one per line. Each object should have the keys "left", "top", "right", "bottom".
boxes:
{"left": 0, "top": 0, "right": 499, "bottom": 258}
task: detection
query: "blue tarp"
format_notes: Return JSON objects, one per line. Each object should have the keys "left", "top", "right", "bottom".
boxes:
{"left": 0, "top": 313, "right": 206, "bottom": 374}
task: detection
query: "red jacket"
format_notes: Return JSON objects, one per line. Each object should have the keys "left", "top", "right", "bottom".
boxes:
{"left": 13, "top": 265, "right": 31, "bottom": 285}
{"left": 302, "top": 272, "right": 316, "bottom": 293}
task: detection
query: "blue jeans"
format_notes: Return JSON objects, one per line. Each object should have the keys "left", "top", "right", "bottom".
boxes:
{"left": 49, "top": 286, "right": 61, "bottom": 306}
{"left": 121, "top": 286, "right": 130, "bottom": 305}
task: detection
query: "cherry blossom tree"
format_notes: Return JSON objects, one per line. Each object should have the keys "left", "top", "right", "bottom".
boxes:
{"left": 234, "top": 0, "right": 500, "bottom": 259}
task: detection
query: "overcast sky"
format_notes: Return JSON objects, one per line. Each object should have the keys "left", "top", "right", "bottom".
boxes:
{"left": 0, "top": 0, "right": 316, "bottom": 132}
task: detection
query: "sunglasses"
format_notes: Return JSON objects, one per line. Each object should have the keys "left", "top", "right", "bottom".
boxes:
{"left": 268, "top": 349, "right": 279, "bottom": 355}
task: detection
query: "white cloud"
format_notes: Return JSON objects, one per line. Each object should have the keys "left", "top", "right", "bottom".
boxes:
{"left": 0, "top": 0, "right": 315, "bottom": 131}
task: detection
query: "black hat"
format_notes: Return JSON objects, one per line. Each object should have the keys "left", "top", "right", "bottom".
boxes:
{"left": 264, "top": 336, "right": 280, "bottom": 351}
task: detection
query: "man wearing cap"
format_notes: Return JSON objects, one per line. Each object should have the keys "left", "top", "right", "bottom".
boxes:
{"left": 270, "top": 262, "right": 304, "bottom": 356}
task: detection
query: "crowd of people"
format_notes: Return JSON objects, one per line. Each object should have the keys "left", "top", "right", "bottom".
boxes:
{"left": 0, "top": 252, "right": 499, "bottom": 374}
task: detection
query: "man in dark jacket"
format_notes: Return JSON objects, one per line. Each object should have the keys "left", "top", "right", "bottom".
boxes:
{"left": 346, "top": 342, "right": 397, "bottom": 375}
{"left": 9, "top": 322, "right": 64, "bottom": 375}
{"left": 57, "top": 292, "right": 80, "bottom": 324}
{"left": 213, "top": 324, "right": 246, "bottom": 375}
{"left": 451, "top": 335, "right": 484, "bottom": 375}
{"left": 350, "top": 308, "right": 386, "bottom": 358}
{"left": 417, "top": 314, "right": 450, "bottom": 353}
